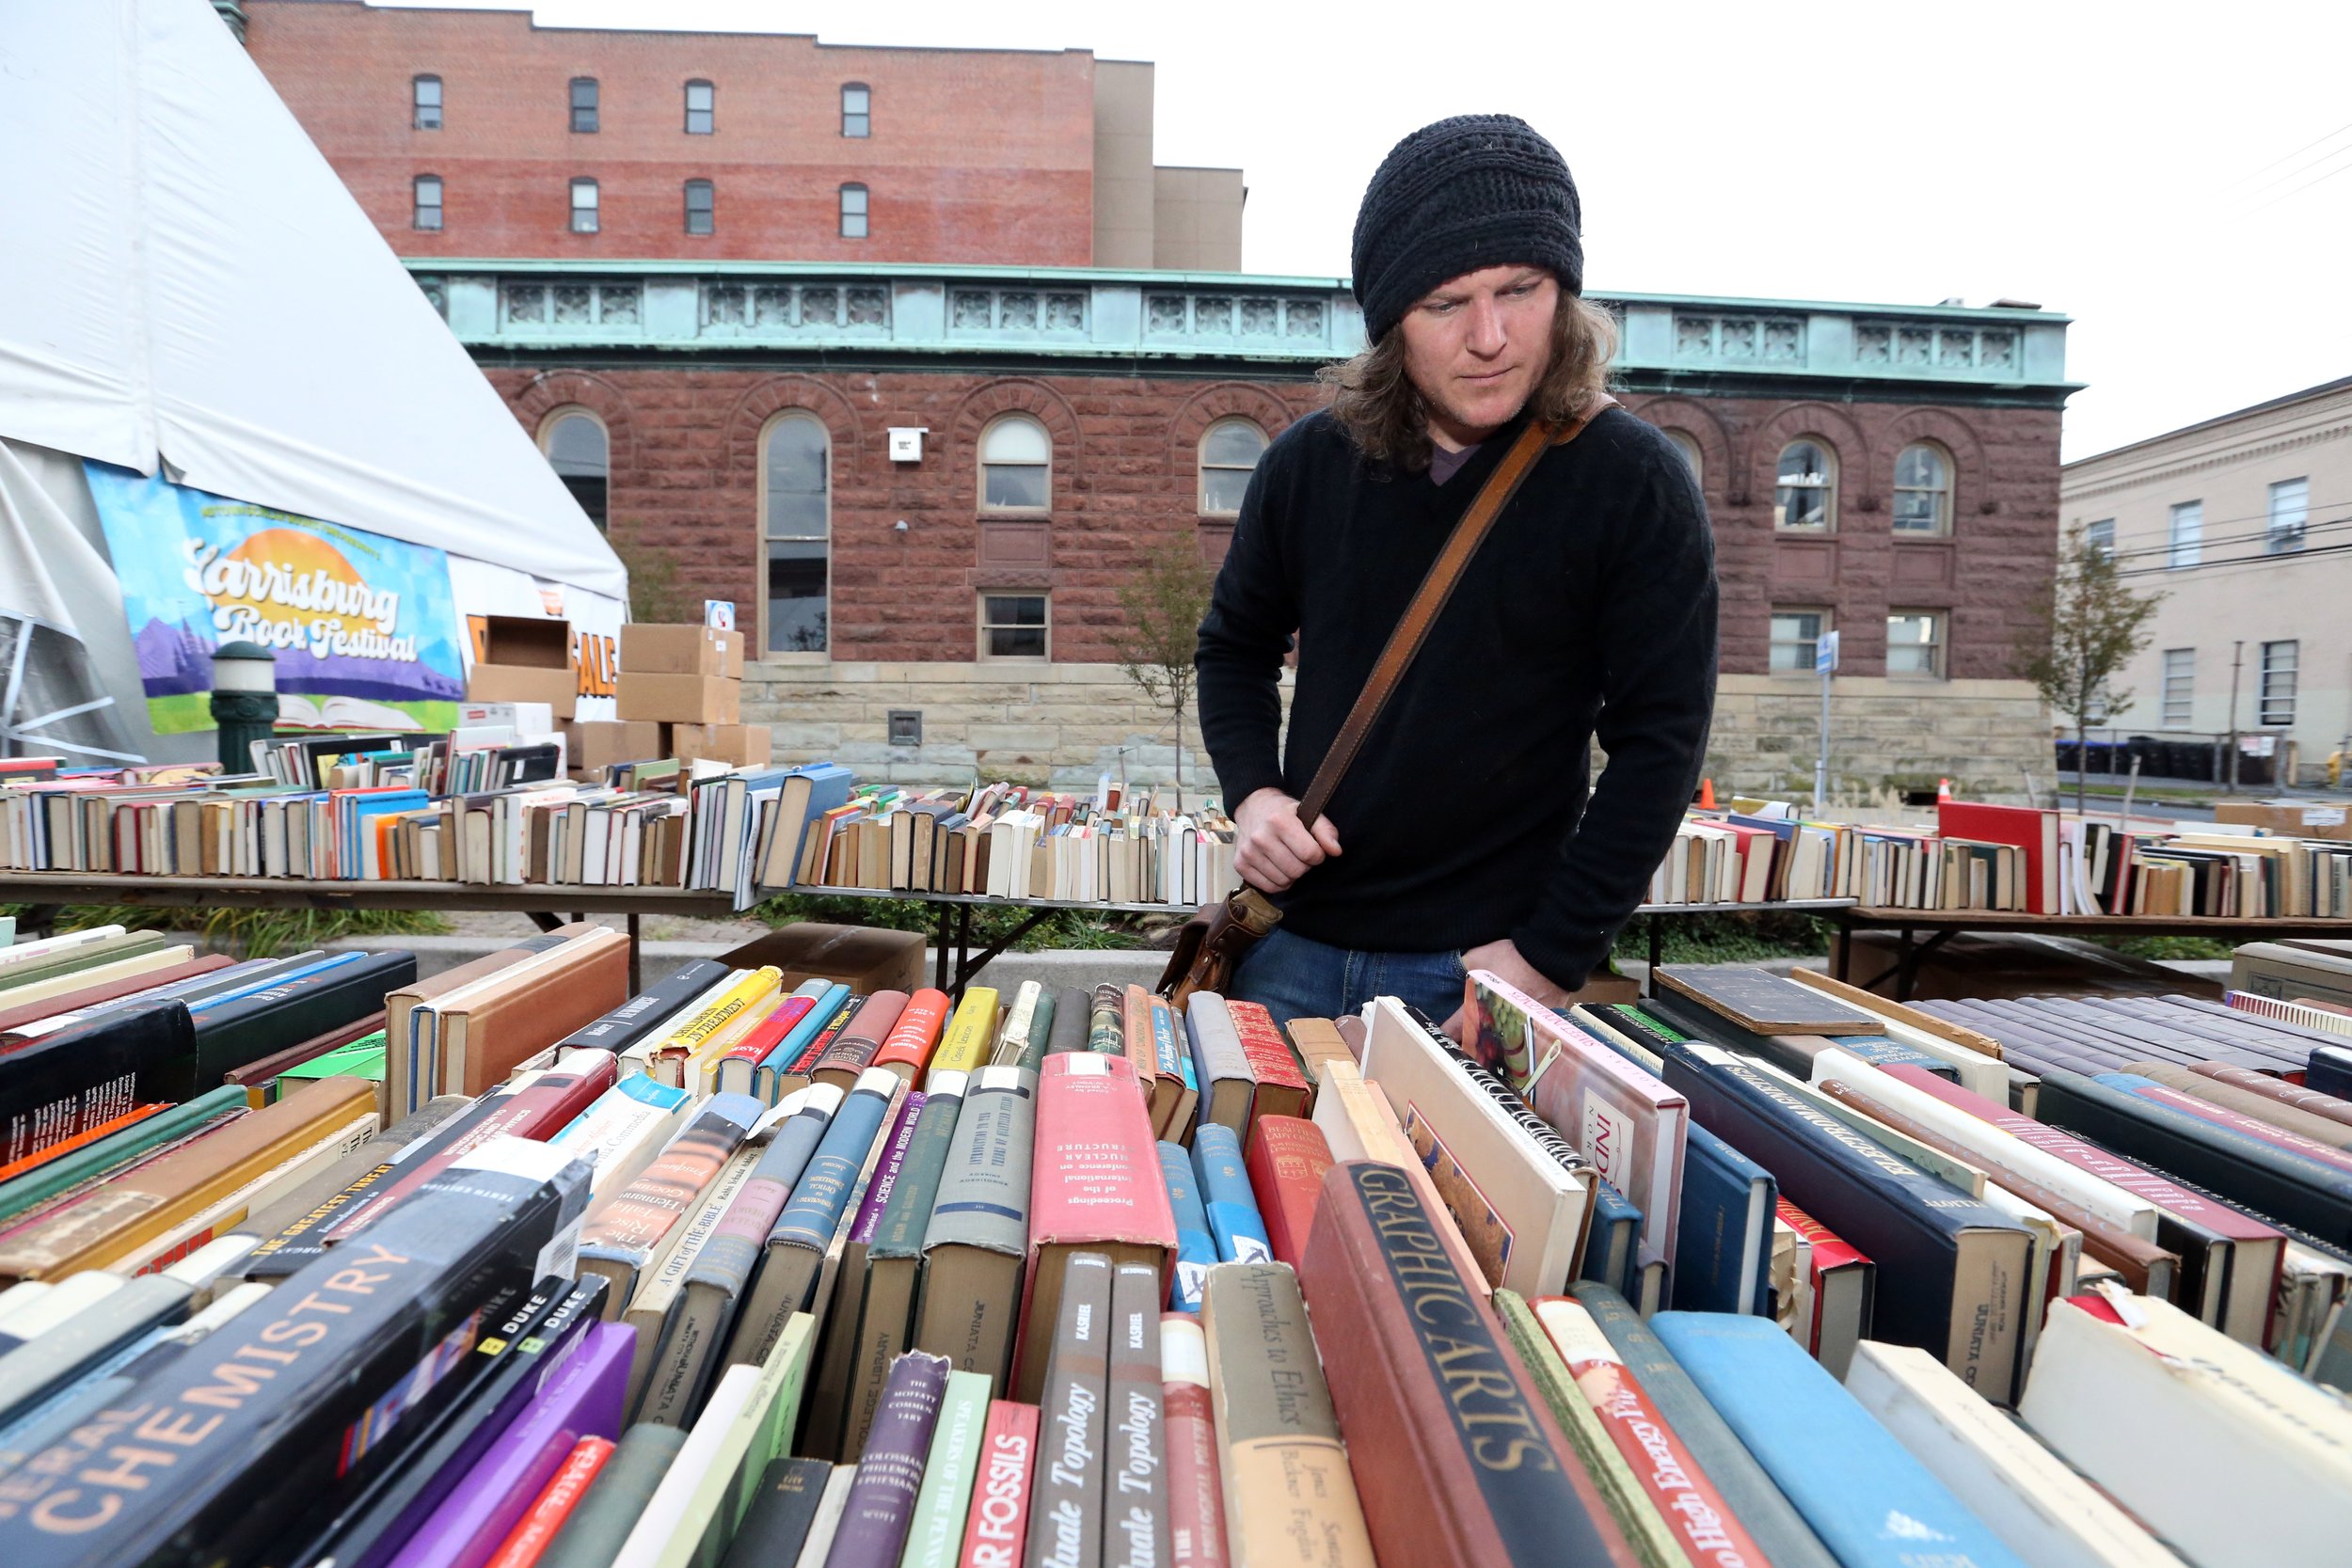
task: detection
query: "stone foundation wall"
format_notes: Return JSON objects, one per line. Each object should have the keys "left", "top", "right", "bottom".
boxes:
{"left": 745, "top": 662, "right": 2055, "bottom": 802}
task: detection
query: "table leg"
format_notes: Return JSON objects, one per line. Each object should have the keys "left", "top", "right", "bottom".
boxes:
{"left": 951, "top": 907, "right": 1050, "bottom": 999}
{"left": 932, "top": 907, "right": 952, "bottom": 993}
{"left": 15, "top": 903, "right": 61, "bottom": 941}
{"left": 1646, "top": 913, "right": 1662, "bottom": 996}
{"left": 526, "top": 911, "right": 563, "bottom": 934}
{"left": 627, "top": 911, "right": 642, "bottom": 997}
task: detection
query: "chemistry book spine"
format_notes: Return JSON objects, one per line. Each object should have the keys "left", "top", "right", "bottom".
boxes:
{"left": 0, "top": 1137, "right": 592, "bottom": 1568}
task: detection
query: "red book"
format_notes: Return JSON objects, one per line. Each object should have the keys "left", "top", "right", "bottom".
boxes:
{"left": 1937, "top": 800, "right": 2058, "bottom": 913}
{"left": 714, "top": 995, "right": 816, "bottom": 1096}
{"left": 1157, "top": 1313, "right": 1228, "bottom": 1568}
{"left": 484, "top": 1434, "right": 613, "bottom": 1568}
{"left": 871, "top": 988, "right": 953, "bottom": 1081}
{"left": 1297, "top": 1161, "right": 1639, "bottom": 1568}
{"left": 1011, "top": 1053, "right": 1176, "bottom": 1402}
{"left": 1532, "top": 1295, "right": 1771, "bottom": 1568}
{"left": 2122, "top": 1080, "right": 2352, "bottom": 1175}
{"left": 955, "top": 1399, "right": 1039, "bottom": 1568}
{"left": 1772, "top": 1196, "right": 1875, "bottom": 1372}
{"left": 1223, "top": 1001, "right": 1311, "bottom": 1132}
{"left": 325, "top": 1053, "right": 618, "bottom": 1240}
{"left": 1243, "top": 1115, "right": 1332, "bottom": 1268}
{"left": 1884, "top": 1063, "right": 2283, "bottom": 1342}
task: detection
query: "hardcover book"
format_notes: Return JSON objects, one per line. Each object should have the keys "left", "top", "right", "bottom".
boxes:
{"left": 721, "top": 1456, "right": 834, "bottom": 1568}
{"left": 1013, "top": 1053, "right": 1175, "bottom": 1403}
{"left": 872, "top": 989, "right": 955, "bottom": 1083}
{"left": 1182, "top": 993, "right": 1255, "bottom": 1135}
{"left": 811, "top": 990, "right": 911, "bottom": 1092}
{"left": 825, "top": 1349, "right": 951, "bottom": 1568}
{"left": 1158, "top": 1314, "right": 1227, "bottom": 1568}
{"left": 1200, "top": 1261, "right": 1374, "bottom": 1568}
{"left": 536, "top": 1425, "right": 689, "bottom": 1568}
{"left": 1242, "top": 1116, "right": 1332, "bottom": 1269}
{"left": 1188, "top": 1124, "right": 1272, "bottom": 1265}
{"left": 900, "top": 1369, "right": 992, "bottom": 1568}
{"left": 577, "top": 1091, "right": 766, "bottom": 1318}
{"left": 1222, "top": 1001, "right": 1309, "bottom": 1133}
{"left": 1104, "top": 1262, "right": 1171, "bottom": 1568}
{"left": 930, "top": 988, "right": 1001, "bottom": 1082}
{"left": 956, "top": 1400, "right": 1039, "bottom": 1568}
{"left": 1023, "top": 1251, "right": 1112, "bottom": 1568}
{"left": 1158, "top": 1141, "right": 1217, "bottom": 1312}
{"left": 843, "top": 1073, "right": 966, "bottom": 1460}
{"left": 805, "top": 1089, "right": 928, "bottom": 1461}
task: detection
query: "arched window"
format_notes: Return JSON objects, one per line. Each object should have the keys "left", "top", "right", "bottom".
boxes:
{"left": 541, "top": 409, "right": 608, "bottom": 531}
{"left": 569, "top": 77, "right": 598, "bottom": 134}
{"left": 1199, "top": 420, "right": 1266, "bottom": 517}
{"left": 1665, "top": 430, "right": 1703, "bottom": 489}
{"left": 412, "top": 74, "right": 442, "bottom": 131}
{"left": 842, "top": 84, "right": 870, "bottom": 138}
{"left": 684, "top": 80, "right": 714, "bottom": 135}
{"left": 979, "top": 416, "right": 1051, "bottom": 513}
{"left": 1774, "top": 439, "right": 1836, "bottom": 531}
{"left": 838, "top": 182, "right": 868, "bottom": 239}
{"left": 412, "top": 175, "right": 443, "bottom": 231}
{"left": 1893, "top": 442, "right": 1952, "bottom": 535}
{"left": 762, "top": 414, "right": 830, "bottom": 654}
{"left": 684, "top": 179, "right": 714, "bottom": 236}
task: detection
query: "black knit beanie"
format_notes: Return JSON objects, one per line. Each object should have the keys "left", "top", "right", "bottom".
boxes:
{"left": 1351, "top": 115, "right": 1583, "bottom": 342}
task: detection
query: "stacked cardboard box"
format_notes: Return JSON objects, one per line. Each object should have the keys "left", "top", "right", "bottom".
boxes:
{"left": 568, "top": 624, "right": 771, "bottom": 776}
{"left": 466, "top": 615, "right": 578, "bottom": 721}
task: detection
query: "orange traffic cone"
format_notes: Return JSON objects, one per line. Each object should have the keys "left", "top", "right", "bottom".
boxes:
{"left": 1937, "top": 778, "right": 1953, "bottom": 803}
{"left": 1699, "top": 778, "right": 1717, "bottom": 809}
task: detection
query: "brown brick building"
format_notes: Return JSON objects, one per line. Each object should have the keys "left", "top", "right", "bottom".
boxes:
{"left": 243, "top": 0, "right": 1242, "bottom": 270}
{"left": 239, "top": 5, "right": 2074, "bottom": 797}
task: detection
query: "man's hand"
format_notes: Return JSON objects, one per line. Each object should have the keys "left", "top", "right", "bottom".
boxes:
{"left": 1232, "top": 787, "right": 1341, "bottom": 893}
{"left": 1441, "top": 938, "right": 1570, "bottom": 1040}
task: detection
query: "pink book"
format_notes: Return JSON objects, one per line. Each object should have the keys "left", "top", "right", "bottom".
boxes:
{"left": 386, "top": 1322, "right": 635, "bottom": 1568}
{"left": 956, "top": 1399, "right": 1040, "bottom": 1568}
{"left": 1009, "top": 1053, "right": 1177, "bottom": 1402}
{"left": 2112, "top": 1077, "right": 2352, "bottom": 1176}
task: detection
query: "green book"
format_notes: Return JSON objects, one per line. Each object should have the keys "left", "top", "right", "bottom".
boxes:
{"left": 537, "top": 1424, "right": 689, "bottom": 1568}
{"left": 842, "top": 1075, "right": 967, "bottom": 1460}
{"left": 275, "top": 1033, "right": 388, "bottom": 1097}
{"left": 1017, "top": 990, "right": 1056, "bottom": 1072}
{"left": 1493, "top": 1289, "right": 1686, "bottom": 1568}
{"left": 898, "top": 1369, "right": 992, "bottom": 1568}
{"left": 0, "top": 930, "right": 170, "bottom": 993}
{"left": 0, "top": 1085, "right": 248, "bottom": 1225}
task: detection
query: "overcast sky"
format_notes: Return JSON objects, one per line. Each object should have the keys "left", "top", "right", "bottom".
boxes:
{"left": 383, "top": 0, "right": 2352, "bottom": 462}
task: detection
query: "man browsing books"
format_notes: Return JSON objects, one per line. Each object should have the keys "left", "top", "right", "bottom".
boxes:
{"left": 1195, "top": 114, "right": 1717, "bottom": 1029}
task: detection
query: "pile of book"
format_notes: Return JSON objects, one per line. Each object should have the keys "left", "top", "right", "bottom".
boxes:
{"left": 12, "top": 910, "right": 2352, "bottom": 1566}
{"left": 795, "top": 781, "right": 1240, "bottom": 908}
{"left": 1657, "top": 793, "right": 2352, "bottom": 917}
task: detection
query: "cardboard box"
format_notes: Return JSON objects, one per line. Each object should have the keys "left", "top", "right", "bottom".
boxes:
{"left": 671, "top": 722, "right": 771, "bottom": 768}
{"left": 622, "top": 623, "right": 746, "bottom": 679}
{"left": 469, "top": 615, "right": 578, "bottom": 720}
{"left": 566, "top": 719, "right": 665, "bottom": 776}
{"left": 616, "top": 673, "right": 740, "bottom": 725}
{"left": 718, "top": 924, "right": 928, "bottom": 997}
{"left": 2212, "top": 800, "right": 2352, "bottom": 840}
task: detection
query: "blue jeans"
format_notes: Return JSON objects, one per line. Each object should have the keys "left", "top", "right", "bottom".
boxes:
{"left": 1226, "top": 926, "right": 1469, "bottom": 1028}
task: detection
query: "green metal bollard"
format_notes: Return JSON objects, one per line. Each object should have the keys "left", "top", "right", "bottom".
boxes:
{"left": 209, "top": 641, "right": 279, "bottom": 774}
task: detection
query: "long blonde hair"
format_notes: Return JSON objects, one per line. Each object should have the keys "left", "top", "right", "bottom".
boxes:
{"left": 1320, "top": 292, "right": 1617, "bottom": 473}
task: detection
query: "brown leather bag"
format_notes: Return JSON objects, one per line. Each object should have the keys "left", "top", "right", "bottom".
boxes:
{"left": 1157, "top": 394, "right": 1618, "bottom": 1006}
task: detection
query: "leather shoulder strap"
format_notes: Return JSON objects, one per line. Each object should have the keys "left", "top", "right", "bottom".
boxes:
{"left": 1296, "top": 393, "right": 1616, "bottom": 830}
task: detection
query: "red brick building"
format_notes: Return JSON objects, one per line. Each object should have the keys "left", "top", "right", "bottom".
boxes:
{"left": 243, "top": 0, "right": 1242, "bottom": 270}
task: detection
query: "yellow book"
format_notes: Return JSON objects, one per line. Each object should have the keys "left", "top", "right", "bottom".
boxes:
{"left": 691, "top": 990, "right": 788, "bottom": 1097}
{"left": 623, "top": 965, "right": 782, "bottom": 1086}
{"left": 925, "top": 987, "right": 999, "bottom": 1084}
{"left": 0, "top": 1077, "right": 377, "bottom": 1284}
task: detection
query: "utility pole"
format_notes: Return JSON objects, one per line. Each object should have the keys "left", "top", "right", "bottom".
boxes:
{"left": 1814, "top": 629, "right": 1839, "bottom": 810}
{"left": 2227, "top": 639, "right": 2244, "bottom": 795}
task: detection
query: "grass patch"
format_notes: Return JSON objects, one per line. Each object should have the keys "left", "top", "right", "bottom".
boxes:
{"left": 0, "top": 902, "right": 451, "bottom": 959}
{"left": 1613, "top": 911, "right": 1836, "bottom": 966}
{"left": 2082, "top": 933, "right": 2236, "bottom": 962}
{"left": 751, "top": 893, "right": 1156, "bottom": 954}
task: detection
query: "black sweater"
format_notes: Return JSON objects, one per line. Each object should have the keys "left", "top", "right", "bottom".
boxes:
{"left": 1194, "top": 404, "right": 1718, "bottom": 987}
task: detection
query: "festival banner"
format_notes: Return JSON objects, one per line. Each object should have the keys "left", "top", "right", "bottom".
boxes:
{"left": 86, "top": 462, "right": 467, "bottom": 735}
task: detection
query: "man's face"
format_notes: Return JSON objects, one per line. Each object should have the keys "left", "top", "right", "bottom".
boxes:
{"left": 1397, "top": 265, "right": 1559, "bottom": 448}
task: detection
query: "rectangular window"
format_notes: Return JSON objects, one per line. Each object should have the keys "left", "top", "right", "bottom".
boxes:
{"left": 2261, "top": 640, "right": 2298, "bottom": 727}
{"left": 1769, "top": 609, "right": 1828, "bottom": 673}
{"left": 1886, "top": 610, "right": 1945, "bottom": 678}
{"left": 2083, "top": 517, "right": 2114, "bottom": 559}
{"left": 684, "top": 180, "right": 713, "bottom": 236}
{"left": 2169, "top": 499, "right": 2202, "bottom": 568}
{"left": 570, "top": 178, "right": 598, "bottom": 233}
{"left": 570, "top": 77, "right": 598, "bottom": 134}
{"left": 413, "top": 75, "right": 442, "bottom": 131}
{"left": 2161, "top": 648, "right": 2195, "bottom": 727}
{"left": 839, "top": 183, "right": 868, "bottom": 239}
{"left": 979, "top": 594, "right": 1048, "bottom": 660}
{"left": 412, "top": 175, "right": 442, "bottom": 230}
{"left": 685, "top": 80, "right": 714, "bottom": 135}
{"left": 2269, "top": 477, "right": 2309, "bottom": 554}
{"left": 842, "top": 85, "right": 870, "bottom": 138}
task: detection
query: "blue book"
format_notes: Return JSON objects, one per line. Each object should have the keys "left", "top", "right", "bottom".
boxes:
{"left": 1189, "top": 1124, "right": 1271, "bottom": 1264}
{"left": 1672, "top": 1119, "right": 1777, "bottom": 1315}
{"left": 1579, "top": 1176, "right": 1644, "bottom": 1298}
{"left": 185, "top": 950, "right": 361, "bottom": 1013}
{"left": 1830, "top": 1035, "right": 1958, "bottom": 1082}
{"left": 1156, "top": 1142, "right": 1216, "bottom": 1312}
{"left": 769, "top": 1073, "right": 896, "bottom": 1250}
{"left": 339, "top": 788, "right": 429, "bottom": 874}
{"left": 753, "top": 985, "right": 856, "bottom": 1103}
{"left": 1652, "top": 1313, "right": 2029, "bottom": 1568}
{"left": 776, "top": 762, "right": 855, "bottom": 887}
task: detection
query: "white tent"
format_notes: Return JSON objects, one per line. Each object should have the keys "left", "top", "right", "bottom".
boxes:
{"left": 0, "top": 0, "right": 625, "bottom": 761}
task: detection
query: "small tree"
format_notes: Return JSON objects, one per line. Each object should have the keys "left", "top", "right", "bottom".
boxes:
{"left": 1110, "top": 538, "right": 1216, "bottom": 809}
{"left": 2015, "top": 522, "right": 2164, "bottom": 812}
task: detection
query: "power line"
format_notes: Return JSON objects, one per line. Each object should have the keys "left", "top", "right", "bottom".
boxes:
{"left": 2239, "top": 125, "right": 2352, "bottom": 198}
{"left": 2114, "top": 534, "right": 2352, "bottom": 581}
{"left": 2257, "top": 151, "right": 2352, "bottom": 212}
{"left": 2239, "top": 119, "right": 2352, "bottom": 182}
{"left": 2102, "top": 512, "right": 2352, "bottom": 563}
